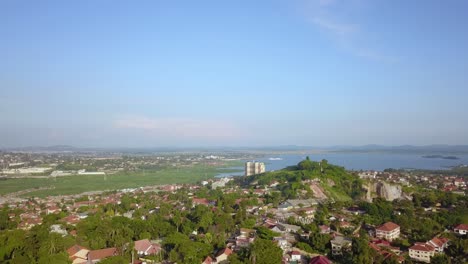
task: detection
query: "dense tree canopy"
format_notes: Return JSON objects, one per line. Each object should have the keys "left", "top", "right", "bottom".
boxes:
{"left": 249, "top": 239, "right": 283, "bottom": 264}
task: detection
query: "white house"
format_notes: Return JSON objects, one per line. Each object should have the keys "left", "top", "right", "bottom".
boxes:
{"left": 454, "top": 224, "right": 468, "bottom": 235}
{"left": 427, "top": 237, "right": 449, "bottom": 253}
{"left": 375, "top": 222, "right": 400, "bottom": 241}
{"left": 290, "top": 251, "right": 301, "bottom": 261}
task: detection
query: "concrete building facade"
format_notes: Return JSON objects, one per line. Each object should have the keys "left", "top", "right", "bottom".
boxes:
{"left": 409, "top": 243, "right": 435, "bottom": 263}
{"left": 375, "top": 222, "right": 400, "bottom": 241}
{"left": 245, "top": 161, "right": 265, "bottom": 176}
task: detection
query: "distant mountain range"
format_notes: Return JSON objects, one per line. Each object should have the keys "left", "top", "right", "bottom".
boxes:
{"left": 232, "top": 144, "right": 468, "bottom": 153}
{"left": 325, "top": 144, "right": 468, "bottom": 154}
{"left": 2, "top": 144, "right": 468, "bottom": 154}
{"left": 1, "top": 145, "right": 80, "bottom": 152}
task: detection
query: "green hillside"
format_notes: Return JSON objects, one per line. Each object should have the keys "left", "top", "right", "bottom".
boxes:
{"left": 240, "top": 157, "right": 364, "bottom": 202}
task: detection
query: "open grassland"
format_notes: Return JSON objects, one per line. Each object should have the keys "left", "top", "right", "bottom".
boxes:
{"left": 321, "top": 184, "right": 352, "bottom": 202}
{"left": 0, "top": 162, "right": 243, "bottom": 198}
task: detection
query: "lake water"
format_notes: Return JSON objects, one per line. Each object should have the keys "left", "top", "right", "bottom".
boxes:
{"left": 215, "top": 152, "right": 468, "bottom": 177}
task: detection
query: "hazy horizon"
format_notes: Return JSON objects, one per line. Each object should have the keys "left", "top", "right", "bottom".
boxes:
{"left": 3, "top": 144, "right": 468, "bottom": 151}
{"left": 2, "top": 0, "right": 468, "bottom": 147}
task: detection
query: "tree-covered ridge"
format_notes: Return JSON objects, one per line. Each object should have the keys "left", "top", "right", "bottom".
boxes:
{"left": 240, "top": 157, "right": 365, "bottom": 201}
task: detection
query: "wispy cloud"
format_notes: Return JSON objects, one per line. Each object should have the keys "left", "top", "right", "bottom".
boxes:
{"left": 302, "top": 0, "right": 398, "bottom": 63}
{"left": 113, "top": 115, "right": 245, "bottom": 142}
{"left": 312, "top": 17, "right": 357, "bottom": 37}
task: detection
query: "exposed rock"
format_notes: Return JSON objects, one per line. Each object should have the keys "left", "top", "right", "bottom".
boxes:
{"left": 365, "top": 181, "right": 403, "bottom": 202}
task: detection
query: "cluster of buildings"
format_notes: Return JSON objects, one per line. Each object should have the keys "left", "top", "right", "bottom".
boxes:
{"left": 67, "top": 239, "right": 161, "bottom": 264}
{"left": 359, "top": 170, "right": 467, "bottom": 196}
{"left": 1, "top": 153, "right": 467, "bottom": 263}
{"left": 5, "top": 173, "right": 465, "bottom": 264}
{"left": 329, "top": 220, "right": 460, "bottom": 263}
{"left": 408, "top": 236, "right": 450, "bottom": 263}
{"left": 0, "top": 151, "right": 253, "bottom": 178}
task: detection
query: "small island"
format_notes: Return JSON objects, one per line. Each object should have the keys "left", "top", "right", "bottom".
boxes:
{"left": 422, "top": 155, "right": 459, "bottom": 160}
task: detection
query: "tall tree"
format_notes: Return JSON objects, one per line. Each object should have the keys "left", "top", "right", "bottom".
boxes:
{"left": 249, "top": 239, "right": 282, "bottom": 264}
{"left": 351, "top": 236, "right": 373, "bottom": 264}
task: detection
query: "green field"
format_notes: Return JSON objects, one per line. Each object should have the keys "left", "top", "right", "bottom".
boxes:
{"left": 0, "top": 162, "right": 243, "bottom": 198}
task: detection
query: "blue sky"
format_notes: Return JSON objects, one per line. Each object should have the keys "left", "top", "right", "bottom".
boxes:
{"left": 1, "top": 0, "right": 468, "bottom": 147}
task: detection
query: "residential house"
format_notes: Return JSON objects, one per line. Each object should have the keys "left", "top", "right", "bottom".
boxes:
{"left": 278, "top": 199, "right": 318, "bottom": 211}
{"left": 50, "top": 224, "right": 68, "bottom": 236}
{"left": 376, "top": 222, "right": 400, "bottom": 241}
{"left": 63, "top": 214, "right": 81, "bottom": 225}
{"left": 453, "top": 178, "right": 465, "bottom": 187}
{"left": 212, "top": 178, "right": 231, "bottom": 189}
{"left": 290, "top": 251, "right": 301, "bottom": 261}
{"left": 202, "top": 256, "right": 214, "bottom": 264}
{"left": 46, "top": 206, "right": 61, "bottom": 215}
{"left": 134, "top": 239, "right": 160, "bottom": 256}
{"left": 273, "top": 237, "right": 290, "bottom": 251}
{"left": 67, "top": 245, "right": 89, "bottom": 264}
{"left": 454, "top": 224, "right": 468, "bottom": 235}
{"left": 215, "top": 247, "right": 232, "bottom": 263}
{"left": 338, "top": 221, "right": 353, "bottom": 230}
{"left": 427, "top": 237, "right": 449, "bottom": 253}
{"left": 87, "top": 247, "right": 117, "bottom": 263}
{"left": 19, "top": 217, "right": 42, "bottom": 230}
{"left": 319, "top": 225, "right": 331, "bottom": 234}
{"left": 192, "top": 197, "right": 213, "bottom": 207}
{"left": 277, "top": 223, "right": 302, "bottom": 233}
{"left": 331, "top": 236, "right": 352, "bottom": 256}
{"left": 409, "top": 243, "right": 435, "bottom": 263}
{"left": 236, "top": 228, "right": 256, "bottom": 248}
{"left": 369, "top": 240, "right": 403, "bottom": 263}
{"left": 292, "top": 207, "right": 315, "bottom": 224}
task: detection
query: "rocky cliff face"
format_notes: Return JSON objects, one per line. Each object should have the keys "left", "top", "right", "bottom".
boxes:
{"left": 365, "top": 181, "right": 403, "bottom": 201}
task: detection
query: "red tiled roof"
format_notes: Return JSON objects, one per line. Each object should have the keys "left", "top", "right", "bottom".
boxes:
{"left": 429, "top": 237, "right": 449, "bottom": 248}
{"left": 216, "top": 247, "right": 232, "bottom": 257}
{"left": 134, "top": 239, "right": 152, "bottom": 253}
{"left": 410, "top": 243, "right": 435, "bottom": 252}
{"left": 369, "top": 242, "right": 381, "bottom": 251}
{"left": 340, "top": 221, "right": 352, "bottom": 227}
{"left": 192, "top": 198, "right": 210, "bottom": 205}
{"left": 309, "top": 255, "right": 331, "bottom": 264}
{"left": 66, "top": 245, "right": 88, "bottom": 256}
{"left": 371, "top": 239, "right": 391, "bottom": 246}
{"left": 376, "top": 222, "right": 400, "bottom": 232}
{"left": 62, "top": 214, "right": 80, "bottom": 224}
{"left": 455, "top": 224, "right": 468, "bottom": 230}
{"left": 88, "top": 247, "right": 117, "bottom": 261}
{"left": 203, "top": 256, "right": 214, "bottom": 264}
{"left": 134, "top": 239, "right": 160, "bottom": 255}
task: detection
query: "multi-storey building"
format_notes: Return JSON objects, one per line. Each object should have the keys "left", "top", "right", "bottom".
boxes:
{"left": 409, "top": 243, "right": 435, "bottom": 263}
{"left": 331, "top": 236, "right": 352, "bottom": 256}
{"left": 427, "top": 237, "right": 449, "bottom": 253}
{"left": 375, "top": 222, "right": 400, "bottom": 241}
{"left": 245, "top": 161, "right": 265, "bottom": 176}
